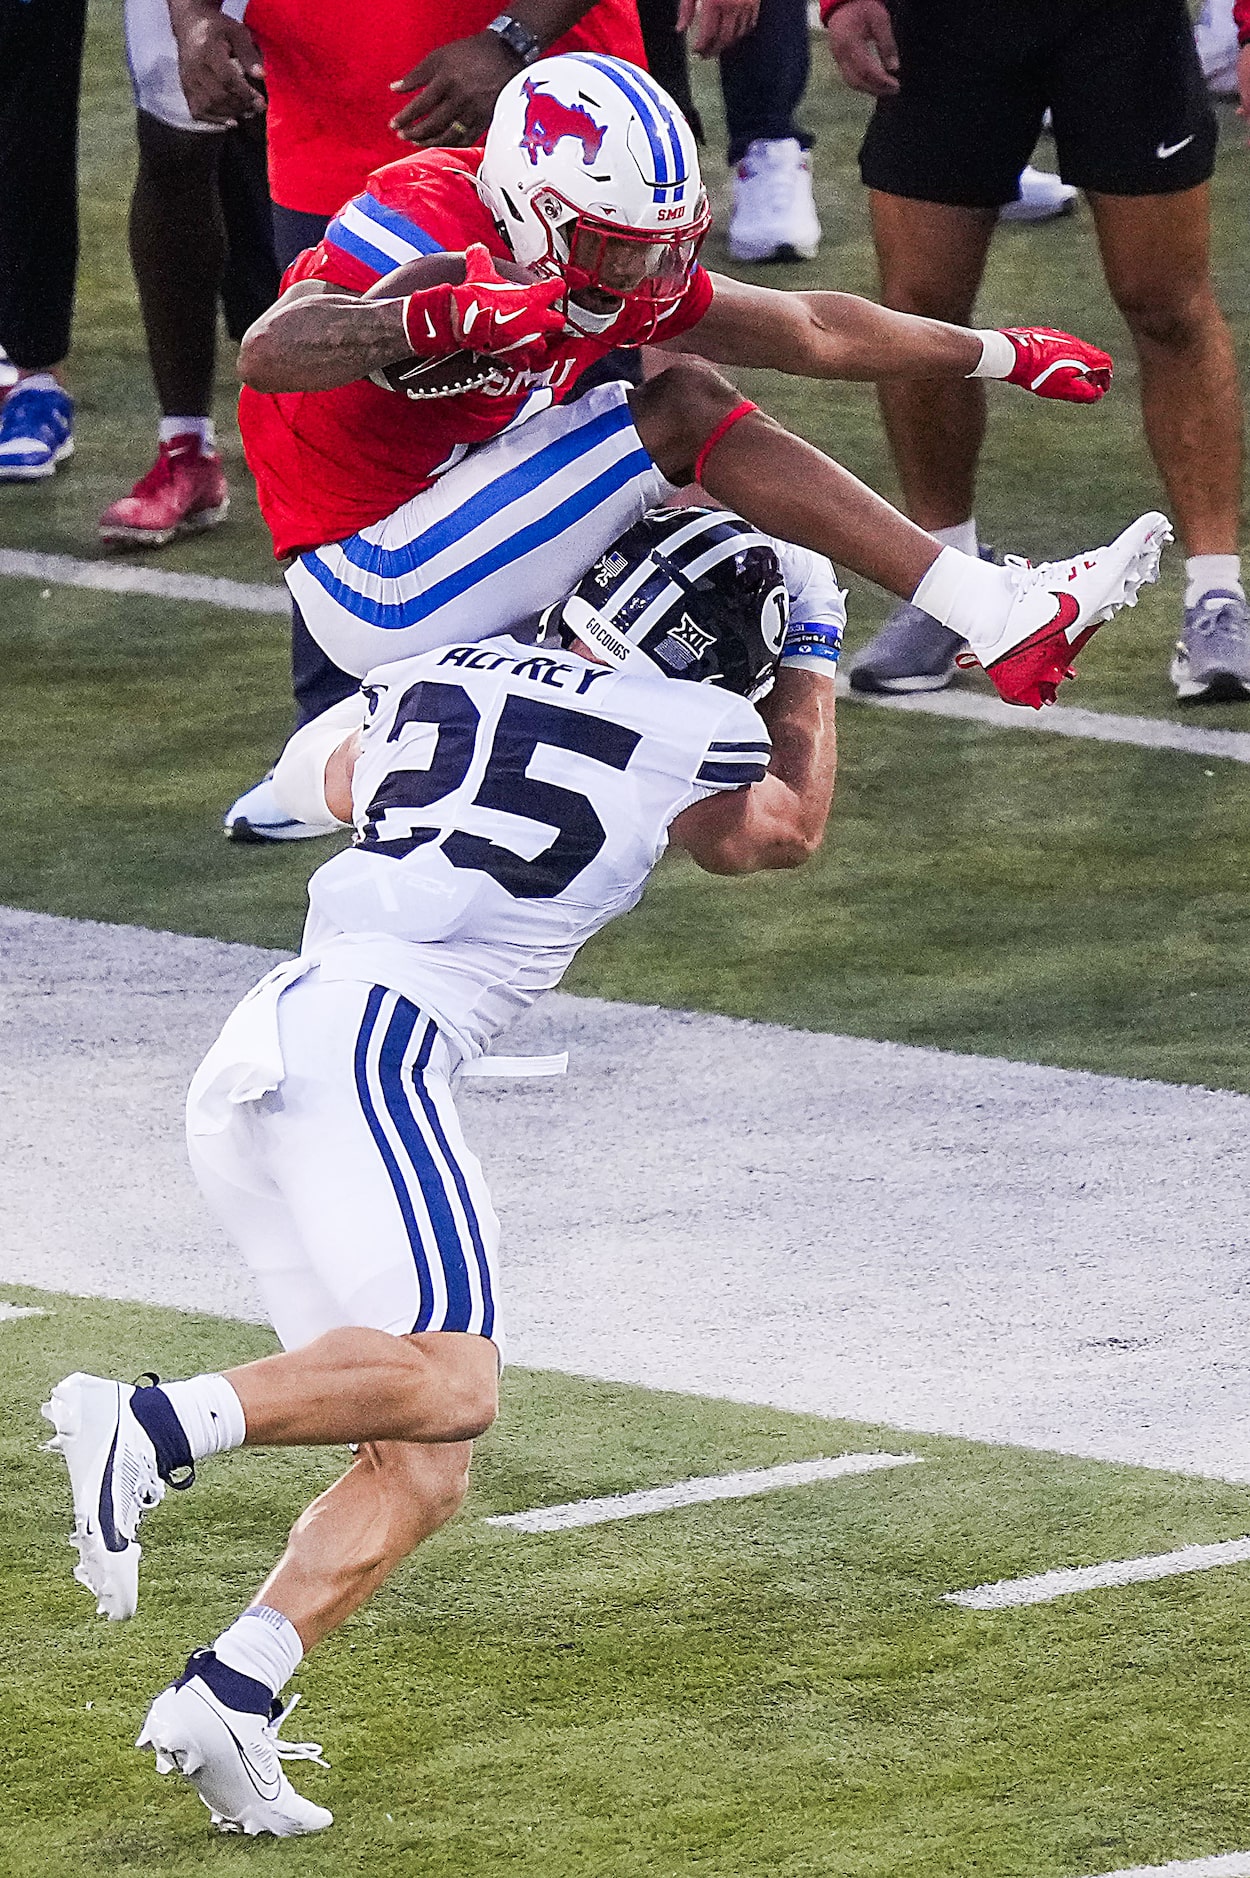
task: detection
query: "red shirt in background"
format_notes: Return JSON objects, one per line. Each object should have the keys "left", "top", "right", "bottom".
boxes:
{"left": 238, "top": 149, "right": 713, "bottom": 559}
{"left": 242, "top": 0, "right": 648, "bottom": 214}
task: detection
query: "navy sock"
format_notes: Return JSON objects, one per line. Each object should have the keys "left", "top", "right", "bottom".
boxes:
{"left": 130, "top": 1384, "right": 195, "bottom": 1484}
{"left": 178, "top": 1648, "right": 273, "bottom": 1716}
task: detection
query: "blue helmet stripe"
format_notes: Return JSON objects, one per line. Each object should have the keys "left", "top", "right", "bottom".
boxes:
{"left": 564, "top": 54, "right": 688, "bottom": 203}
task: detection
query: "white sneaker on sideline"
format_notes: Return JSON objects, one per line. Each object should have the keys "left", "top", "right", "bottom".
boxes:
{"left": 965, "top": 512, "right": 1172, "bottom": 708}
{"left": 224, "top": 771, "right": 342, "bottom": 843}
{"left": 138, "top": 1671, "right": 333, "bottom": 1837}
{"left": 728, "top": 138, "right": 821, "bottom": 263}
{"left": 1000, "top": 165, "right": 1078, "bottom": 223}
{"left": 41, "top": 1373, "right": 165, "bottom": 1620}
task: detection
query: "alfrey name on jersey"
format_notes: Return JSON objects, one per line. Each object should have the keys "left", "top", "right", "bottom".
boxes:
{"left": 433, "top": 644, "right": 614, "bottom": 695}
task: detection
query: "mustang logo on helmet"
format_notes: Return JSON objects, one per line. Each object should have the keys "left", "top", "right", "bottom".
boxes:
{"left": 519, "top": 79, "right": 607, "bottom": 167}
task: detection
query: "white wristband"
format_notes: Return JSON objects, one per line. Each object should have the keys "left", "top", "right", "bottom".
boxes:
{"left": 967, "top": 329, "right": 1016, "bottom": 380}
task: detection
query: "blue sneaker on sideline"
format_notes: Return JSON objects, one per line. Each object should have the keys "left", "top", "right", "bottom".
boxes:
{"left": 0, "top": 383, "right": 75, "bottom": 481}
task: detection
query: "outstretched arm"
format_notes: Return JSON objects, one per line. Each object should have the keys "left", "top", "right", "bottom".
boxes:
{"left": 670, "top": 273, "right": 1112, "bottom": 400}
{"left": 671, "top": 666, "right": 837, "bottom": 875}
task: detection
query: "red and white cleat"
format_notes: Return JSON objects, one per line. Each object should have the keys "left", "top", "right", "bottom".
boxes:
{"left": 960, "top": 511, "right": 1173, "bottom": 708}
{"left": 98, "top": 435, "right": 229, "bottom": 547}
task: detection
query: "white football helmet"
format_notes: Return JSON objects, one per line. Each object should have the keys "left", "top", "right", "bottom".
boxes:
{"left": 478, "top": 54, "right": 710, "bottom": 337}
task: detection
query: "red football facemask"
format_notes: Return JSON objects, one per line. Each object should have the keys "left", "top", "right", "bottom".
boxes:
{"left": 530, "top": 186, "right": 711, "bottom": 313}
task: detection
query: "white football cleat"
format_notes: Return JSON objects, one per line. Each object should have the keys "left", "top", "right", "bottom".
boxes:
{"left": 138, "top": 1671, "right": 333, "bottom": 1837}
{"left": 41, "top": 1372, "right": 165, "bottom": 1620}
{"left": 962, "top": 511, "right": 1172, "bottom": 708}
{"left": 224, "top": 771, "right": 342, "bottom": 843}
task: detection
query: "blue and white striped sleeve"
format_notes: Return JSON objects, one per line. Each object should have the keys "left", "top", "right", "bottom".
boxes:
{"left": 694, "top": 699, "right": 772, "bottom": 791}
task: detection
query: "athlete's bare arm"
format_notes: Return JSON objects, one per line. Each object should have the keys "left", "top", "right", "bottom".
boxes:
{"left": 666, "top": 271, "right": 984, "bottom": 381}
{"left": 238, "top": 280, "right": 408, "bottom": 393}
{"left": 670, "top": 668, "right": 836, "bottom": 875}
{"left": 323, "top": 733, "right": 361, "bottom": 823}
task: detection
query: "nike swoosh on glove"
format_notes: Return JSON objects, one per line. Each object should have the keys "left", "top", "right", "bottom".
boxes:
{"left": 402, "top": 244, "right": 566, "bottom": 369}
{"left": 999, "top": 327, "right": 1113, "bottom": 402}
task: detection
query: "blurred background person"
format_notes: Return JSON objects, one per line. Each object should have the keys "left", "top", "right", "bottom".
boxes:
{"left": 824, "top": 0, "right": 1250, "bottom": 708}
{"left": 0, "top": 0, "right": 86, "bottom": 482}
{"left": 98, "top": 0, "right": 280, "bottom": 547}
{"left": 638, "top": 0, "right": 821, "bottom": 262}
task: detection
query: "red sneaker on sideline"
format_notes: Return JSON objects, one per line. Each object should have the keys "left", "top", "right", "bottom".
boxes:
{"left": 99, "top": 435, "right": 229, "bottom": 547}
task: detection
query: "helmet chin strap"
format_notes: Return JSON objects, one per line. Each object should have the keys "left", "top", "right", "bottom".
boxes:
{"left": 561, "top": 295, "right": 625, "bottom": 337}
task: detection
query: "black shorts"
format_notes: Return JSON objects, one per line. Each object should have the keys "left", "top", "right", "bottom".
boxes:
{"left": 859, "top": 0, "right": 1218, "bottom": 208}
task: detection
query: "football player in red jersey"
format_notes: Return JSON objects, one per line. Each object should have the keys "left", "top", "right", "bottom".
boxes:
{"left": 232, "top": 54, "right": 1169, "bottom": 835}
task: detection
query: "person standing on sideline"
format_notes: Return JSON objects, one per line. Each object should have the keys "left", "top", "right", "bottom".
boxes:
{"left": 823, "top": 0, "right": 1250, "bottom": 706}
{"left": 638, "top": 0, "right": 823, "bottom": 263}
{"left": 97, "top": 0, "right": 280, "bottom": 547}
{"left": 0, "top": 0, "right": 85, "bottom": 482}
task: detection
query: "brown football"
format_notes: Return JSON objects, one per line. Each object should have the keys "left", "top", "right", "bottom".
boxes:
{"left": 363, "top": 250, "right": 541, "bottom": 400}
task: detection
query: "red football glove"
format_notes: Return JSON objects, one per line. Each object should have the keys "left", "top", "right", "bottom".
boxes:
{"left": 1000, "top": 327, "right": 1113, "bottom": 403}
{"left": 401, "top": 244, "right": 565, "bottom": 369}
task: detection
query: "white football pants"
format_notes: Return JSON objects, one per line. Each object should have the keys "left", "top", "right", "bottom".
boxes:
{"left": 187, "top": 972, "right": 502, "bottom": 1356}
{"left": 285, "top": 379, "right": 674, "bottom": 679}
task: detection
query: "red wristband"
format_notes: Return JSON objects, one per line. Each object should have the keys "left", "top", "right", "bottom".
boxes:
{"left": 818, "top": 0, "right": 856, "bottom": 24}
{"left": 693, "top": 399, "right": 758, "bottom": 486}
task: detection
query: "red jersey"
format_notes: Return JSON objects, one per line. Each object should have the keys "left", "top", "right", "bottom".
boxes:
{"left": 238, "top": 150, "right": 714, "bottom": 560}
{"left": 243, "top": 0, "right": 647, "bottom": 214}
{"left": 1236, "top": 0, "right": 1250, "bottom": 41}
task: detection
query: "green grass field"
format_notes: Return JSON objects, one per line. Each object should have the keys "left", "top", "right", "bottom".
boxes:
{"left": 8, "top": 1286, "right": 1250, "bottom": 1878}
{"left": 3, "top": 6, "right": 1250, "bottom": 1089}
{"left": 5, "top": 15, "right": 1250, "bottom": 1874}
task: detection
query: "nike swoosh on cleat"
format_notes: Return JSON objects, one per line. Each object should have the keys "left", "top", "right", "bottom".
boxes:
{"left": 186, "top": 1687, "right": 283, "bottom": 1803}
{"left": 1156, "top": 136, "right": 1195, "bottom": 159}
{"left": 98, "top": 1394, "right": 127, "bottom": 1553}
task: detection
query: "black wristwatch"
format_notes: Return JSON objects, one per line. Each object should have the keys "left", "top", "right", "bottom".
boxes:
{"left": 486, "top": 13, "right": 543, "bottom": 65}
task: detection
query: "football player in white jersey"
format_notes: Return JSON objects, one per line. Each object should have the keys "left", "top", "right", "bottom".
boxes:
{"left": 41, "top": 508, "right": 843, "bottom": 1837}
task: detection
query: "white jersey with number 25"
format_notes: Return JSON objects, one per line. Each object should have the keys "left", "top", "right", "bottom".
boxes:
{"left": 301, "top": 635, "right": 772, "bottom": 1057}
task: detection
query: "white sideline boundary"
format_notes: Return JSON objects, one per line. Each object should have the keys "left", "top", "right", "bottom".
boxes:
{"left": 947, "top": 1534, "right": 1250, "bottom": 1610}
{"left": 3, "top": 545, "right": 1249, "bottom": 764}
{"left": 1073, "top": 1855, "right": 1250, "bottom": 1878}
{"left": 0, "top": 1303, "right": 44, "bottom": 1322}
{"left": 840, "top": 679, "right": 1250, "bottom": 765}
{"left": 0, "top": 548, "right": 290, "bottom": 615}
{"left": 485, "top": 1452, "right": 921, "bottom": 1533}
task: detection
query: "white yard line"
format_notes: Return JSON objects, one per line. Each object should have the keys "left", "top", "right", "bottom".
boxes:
{"left": 1072, "top": 1854, "right": 1250, "bottom": 1878}
{"left": 0, "top": 548, "right": 289, "bottom": 615}
{"left": 3, "top": 546, "right": 1249, "bottom": 762}
{"left": 485, "top": 1451, "right": 921, "bottom": 1533}
{"left": 840, "top": 678, "right": 1250, "bottom": 765}
{"left": 0, "top": 1303, "right": 45, "bottom": 1321}
{"left": 948, "top": 1534, "right": 1250, "bottom": 1610}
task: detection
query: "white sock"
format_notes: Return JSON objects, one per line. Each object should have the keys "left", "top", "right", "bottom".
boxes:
{"left": 159, "top": 1374, "right": 246, "bottom": 1461}
{"left": 1184, "top": 554, "right": 1243, "bottom": 607}
{"left": 159, "top": 415, "right": 215, "bottom": 450}
{"left": 932, "top": 518, "right": 979, "bottom": 558}
{"left": 911, "top": 545, "right": 1012, "bottom": 650}
{"left": 214, "top": 1605, "right": 304, "bottom": 1698}
{"left": 18, "top": 372, "right": 60, "bottom": 394}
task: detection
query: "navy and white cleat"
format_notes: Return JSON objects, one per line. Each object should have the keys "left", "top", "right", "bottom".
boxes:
{"left": 224, "top": 771, "right": 342, "bottom": 843}
{"left": 138, "top": 1669, "right": 333, "bottom": 1837}
{"left": 41, "top": 1373, "right": 164, "bottom": 1620}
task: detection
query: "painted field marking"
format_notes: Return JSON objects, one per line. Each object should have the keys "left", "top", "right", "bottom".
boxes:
{"left": 486, "top": 1451, "right": 922, "bottom": 1534}
{"left": 0, "top": 1303, "right": 45, "bottom": 1322}
{"left": 1073, "top": 1853, "right": 1250, "bottom": 1877}
{"left": 841, "top": 679, "right": 1250, "bottom": 766}
{"left": 948, "top": 1534, "right": 1250, "bottom": 1611}
{"left": 3, "top": 546, "right": 1249, "bottom": 766}
{"left": 0, "top": 548, "right": 290, "bottom": 616}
